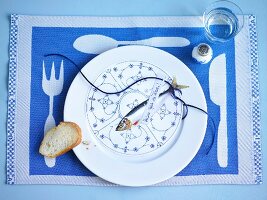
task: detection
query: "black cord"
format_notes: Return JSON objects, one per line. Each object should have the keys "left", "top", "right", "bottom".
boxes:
{"left": 45, "top": 54, "right": 182, "bottom": 95}
{"left": 169, "top": 86, "right": 215, "bottom": 154}
{"left": 44, "top": 53, "right": 215, "bottom": 155}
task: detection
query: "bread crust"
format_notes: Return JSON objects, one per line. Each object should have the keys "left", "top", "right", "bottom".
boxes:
{"left": 39, "top": 121, "right": 82, "bottom": 158}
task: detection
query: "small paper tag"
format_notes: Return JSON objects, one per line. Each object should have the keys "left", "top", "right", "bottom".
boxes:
{"left": 140, "top": 78, "right": 167, "bottom": 124}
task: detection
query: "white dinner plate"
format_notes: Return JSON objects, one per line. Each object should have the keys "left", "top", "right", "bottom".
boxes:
{"left": 64, "top": 45, "right": 207, "bottom": 186}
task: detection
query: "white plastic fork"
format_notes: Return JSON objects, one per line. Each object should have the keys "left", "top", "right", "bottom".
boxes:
{"left": 42, "top": 60, "right": 64, "bottom": 167}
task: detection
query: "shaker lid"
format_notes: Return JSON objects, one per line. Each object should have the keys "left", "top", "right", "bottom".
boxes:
{"left": 197, "top": 44, "right": 210, "bottom": 56}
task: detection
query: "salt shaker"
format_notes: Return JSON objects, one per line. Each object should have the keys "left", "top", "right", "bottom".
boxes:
{"left": 192, "top": 43, "right": 213, "bottom": 64}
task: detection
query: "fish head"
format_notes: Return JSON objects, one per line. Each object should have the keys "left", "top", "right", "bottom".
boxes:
{"left": 116, "top": 118, "right": 132, "bottom": 131}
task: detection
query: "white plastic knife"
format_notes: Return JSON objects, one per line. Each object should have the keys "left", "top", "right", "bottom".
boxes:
{"left": 209, "top": 53, "right": 228, "bottom": 168}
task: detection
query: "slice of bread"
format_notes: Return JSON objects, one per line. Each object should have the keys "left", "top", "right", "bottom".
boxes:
{"left": 39, "top": 122, "right": 82, "bottom": 158}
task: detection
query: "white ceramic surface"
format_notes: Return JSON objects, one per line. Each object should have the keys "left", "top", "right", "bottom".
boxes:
{"left": 64, "top": 45, "right": 207, "bottom": 186}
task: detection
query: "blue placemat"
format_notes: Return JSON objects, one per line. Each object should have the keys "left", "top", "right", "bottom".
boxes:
{"left": 7, "top": 15, "right": 261, "bottom": 185}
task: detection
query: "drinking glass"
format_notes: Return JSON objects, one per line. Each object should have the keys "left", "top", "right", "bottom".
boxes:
{"left": 203, "top": 0, "right": 244, "bottom": 42}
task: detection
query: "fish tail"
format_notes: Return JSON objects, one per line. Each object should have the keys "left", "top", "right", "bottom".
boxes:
{"left": 172, "top": 76, "right": 189, "bottom": 89}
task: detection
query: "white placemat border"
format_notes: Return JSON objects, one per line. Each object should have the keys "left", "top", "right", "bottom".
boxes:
{"left": 6, "top": 14, "right": 262, "bottom": 185}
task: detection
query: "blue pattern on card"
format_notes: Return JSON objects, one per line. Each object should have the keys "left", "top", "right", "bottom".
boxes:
{"left": 28, "top": 26, "right": 238, "bottom": 176}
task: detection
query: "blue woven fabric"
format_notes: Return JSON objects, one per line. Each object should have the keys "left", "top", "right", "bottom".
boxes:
{"left": 29, "top": 26, "right": 238, "bottom": 176}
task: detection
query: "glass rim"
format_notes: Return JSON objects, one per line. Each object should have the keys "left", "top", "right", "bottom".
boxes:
{"left": 204, "top": 0, "right": 244, "bottom": 14}
{"left": 203, "top": 0, "right": 244, "bottom": 42}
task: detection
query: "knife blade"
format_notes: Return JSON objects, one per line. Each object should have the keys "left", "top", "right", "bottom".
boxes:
{"left": 209, "top": 53, "right": 228, "bottom": 168}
